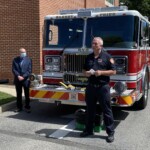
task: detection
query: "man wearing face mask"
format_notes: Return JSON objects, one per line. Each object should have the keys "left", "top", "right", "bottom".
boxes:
{"left": 12, "top": 48, "right": 32, "bottom": 113}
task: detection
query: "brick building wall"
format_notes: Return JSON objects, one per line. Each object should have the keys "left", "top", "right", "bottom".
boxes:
{"left": 0, "top": 0, "right": 119, "bottom": 83}
{"left": 114, "top": 0, "right": 119, "bottom": 6}
{"left": 0, "top": 0, "right": 40, "bottom": 82}
{"left": 86, "top": 0, "right": 105, "bottom": 8}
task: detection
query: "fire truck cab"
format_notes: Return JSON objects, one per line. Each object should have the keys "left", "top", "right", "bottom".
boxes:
{"left": 30, "top": 6, "right": 150, "bottom": 109}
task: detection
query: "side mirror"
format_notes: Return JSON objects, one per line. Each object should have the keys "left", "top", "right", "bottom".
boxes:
{"left": 49, "top": 30, "right": 53, "bottom": 41}
{"left": 141, "top": 39, "right": 144, "bottom": 46}
{"left": 141, "top": 27, "right": 145, "bottom": 38}
{"left": 141, "top": 38, "right": 149, "bottom": 46}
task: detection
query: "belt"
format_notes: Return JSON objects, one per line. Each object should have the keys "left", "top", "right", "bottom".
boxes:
{"left": 89, "top": 83, "right": 102, "bottom": 88}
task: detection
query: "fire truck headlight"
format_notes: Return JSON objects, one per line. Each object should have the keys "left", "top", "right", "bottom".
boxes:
{"left": 45, "top": 65, "right": 52, "bottom": 71}
{"left": 114, "top": 81, "right": 127, "bottom": 95}
{"left": 53, "top": 65, "right": 60, "bottom": 71}
{"left": 29, "top": 74, "right": 36, "bottom": 81}
{"left": 116, "top": 66, "right": 126, "bottom": 74}
{"left": 29, "top": 74, "right": 43, "bottom": 87}
{"left": 45, "top": 56, "right": 61, "bottom": 72}
{"left": 114, "top": 57, "right": 127, "bottom": 74}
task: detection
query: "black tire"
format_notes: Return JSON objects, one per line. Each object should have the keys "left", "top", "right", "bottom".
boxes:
{"left": 136, "top": 72, "right": 149, "bottom": 110}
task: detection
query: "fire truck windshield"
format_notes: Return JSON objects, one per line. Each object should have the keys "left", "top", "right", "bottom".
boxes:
{"left": 44, "top": 18, "right": 84, "bottom": 48}
{"left": 86, "top": 16, "right": 138, "bottom": 48}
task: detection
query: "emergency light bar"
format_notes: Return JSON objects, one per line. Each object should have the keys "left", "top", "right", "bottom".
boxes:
{"left": 78, "top": 11, "right": 92, "bottom": 17}
{"left": 59, "top": 6, "right": 128, "bottom": 15}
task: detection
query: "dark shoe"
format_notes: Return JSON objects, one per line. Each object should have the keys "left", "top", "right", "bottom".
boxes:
{"left": 24, "top": 107, "right": 31, "bottom": 113}
{"left": 14, "top": 108, "right": 22, "bottom": 112}
{"left": 80, "top": 131, "right": 94, "bottom": 137}
{"left": 106, "top": 134, "right": 114, "bottom": 143}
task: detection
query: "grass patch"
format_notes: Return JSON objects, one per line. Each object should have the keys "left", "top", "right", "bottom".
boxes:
{"left": 0, "top": 92, "right": 16, "bottom": 105}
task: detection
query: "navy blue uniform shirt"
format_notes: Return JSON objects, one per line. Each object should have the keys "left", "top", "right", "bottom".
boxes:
{"left": 83, "top": 50, "right": 116, "bottom": 85}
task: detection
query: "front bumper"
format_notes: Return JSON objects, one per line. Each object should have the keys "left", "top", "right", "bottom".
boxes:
{"left": 30, "top": 85, "right": 141, "bottom": 107}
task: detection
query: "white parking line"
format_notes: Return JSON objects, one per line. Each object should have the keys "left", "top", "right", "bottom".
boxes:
{"left": 48, "top": 120, "right": 78, "bottom": 139}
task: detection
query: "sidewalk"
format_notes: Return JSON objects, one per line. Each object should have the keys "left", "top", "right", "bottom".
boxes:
{"left": 0, "top": 84, "right": 26, "bottom": 113}
{"left": 0, "top": 84, "right": 16, "bottom": 97}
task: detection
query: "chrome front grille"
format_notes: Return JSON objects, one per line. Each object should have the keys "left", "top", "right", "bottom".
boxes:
{"left": 64, "top": 74, "right": 88, "bottom": 85}
{"left": 64, "top": 54, "right": 87, "bottom": 73}
{"left": 63, "top": 54, "right": 87, "bottom": 85}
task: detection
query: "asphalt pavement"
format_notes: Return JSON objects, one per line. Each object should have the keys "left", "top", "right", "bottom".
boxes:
{"left": 0, "top": 85, "right": 150, "bottom": 150}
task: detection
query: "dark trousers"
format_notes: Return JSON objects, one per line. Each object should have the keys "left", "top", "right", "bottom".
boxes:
{"left": 85, "top": 84, "right": 115, "bottom": 135}
{"left": 15, "top": 81, "right": 30, "bottom": 109}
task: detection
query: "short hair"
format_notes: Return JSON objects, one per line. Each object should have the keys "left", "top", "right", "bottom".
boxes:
{"left": 93, "top": 37, "right": 103, "bottom": 46}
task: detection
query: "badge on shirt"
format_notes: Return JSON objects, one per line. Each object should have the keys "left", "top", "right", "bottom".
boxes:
{"left": 98, "top": 59, "right": 102, "bottom": 63}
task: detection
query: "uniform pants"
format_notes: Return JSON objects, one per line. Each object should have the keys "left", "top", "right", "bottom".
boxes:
{"left": 85, "top": 84, "right": 115, "bottom": 135}
{"left": 15, "top": 81, "right": 30, "bottom": 109}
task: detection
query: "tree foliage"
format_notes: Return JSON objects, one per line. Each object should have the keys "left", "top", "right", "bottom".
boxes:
{"left": 120, "top": 0, "right": 150, "bottom": 17}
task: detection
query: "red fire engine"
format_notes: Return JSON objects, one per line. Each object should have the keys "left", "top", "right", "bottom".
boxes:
{"left": 30, "top": 6, "right": 150, "bottom": 109}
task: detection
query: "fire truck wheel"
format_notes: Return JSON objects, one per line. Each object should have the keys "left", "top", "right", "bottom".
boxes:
{"left": 136, "top": 72, "right": 149, "bottom": 110}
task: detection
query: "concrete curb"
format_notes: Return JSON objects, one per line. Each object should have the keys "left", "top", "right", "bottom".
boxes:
{"left": 0, "top": 85, "right": 28, "bottom": 113}
{"left": 0, "top": 98, "right": 35, "bottom": 113}
{"left": 0, "top": 101, "right": 16, "bottom": 113}
{"left": 0, "top": 85, "right": 16, "bottom": 97}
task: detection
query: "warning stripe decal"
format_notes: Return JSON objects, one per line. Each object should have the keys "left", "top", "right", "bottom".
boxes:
{"left": 118, "top": 96, "right": 133, "bottom": 105}
{"left": 35, "top": 91, "right": 47, "bottom": 98}
{"left": 30, "top": 89, "right": 133, "bottom": 106}
{"left": 59, "top": 93, "right": 69, "bottom": 100}
{"left": 30, "top": 90, "right": 69, "bottom": 100}
{"left": 51, "top": 92, "right": 65, "bottom": 99}
{"left": 118, "top": 97, "right": 127, "bottom": 105}
{"left": 30, "top": 90, "right": 39, "bottom": 97}
{"left": 78, "top": 93, "right": 85, "bottom": 101}
{"left": 43, "top": 91, "right": 54, "bottom": 99}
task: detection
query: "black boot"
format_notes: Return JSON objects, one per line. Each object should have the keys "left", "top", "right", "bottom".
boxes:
{"left": 106, "top": 134, "right": 114, "bottom": 143}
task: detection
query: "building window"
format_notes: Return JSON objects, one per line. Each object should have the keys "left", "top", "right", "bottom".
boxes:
{"left": 106, "top": 0, "right": 114, "bottom": 5}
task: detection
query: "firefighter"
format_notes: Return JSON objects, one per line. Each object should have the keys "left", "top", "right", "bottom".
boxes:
{"left": 80, "top": 37, "right": 116, "bottom": 143}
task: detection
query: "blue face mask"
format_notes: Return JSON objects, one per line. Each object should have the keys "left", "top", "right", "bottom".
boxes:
{"left": 20, "top": 52, "right": 27, "bottom": 58}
